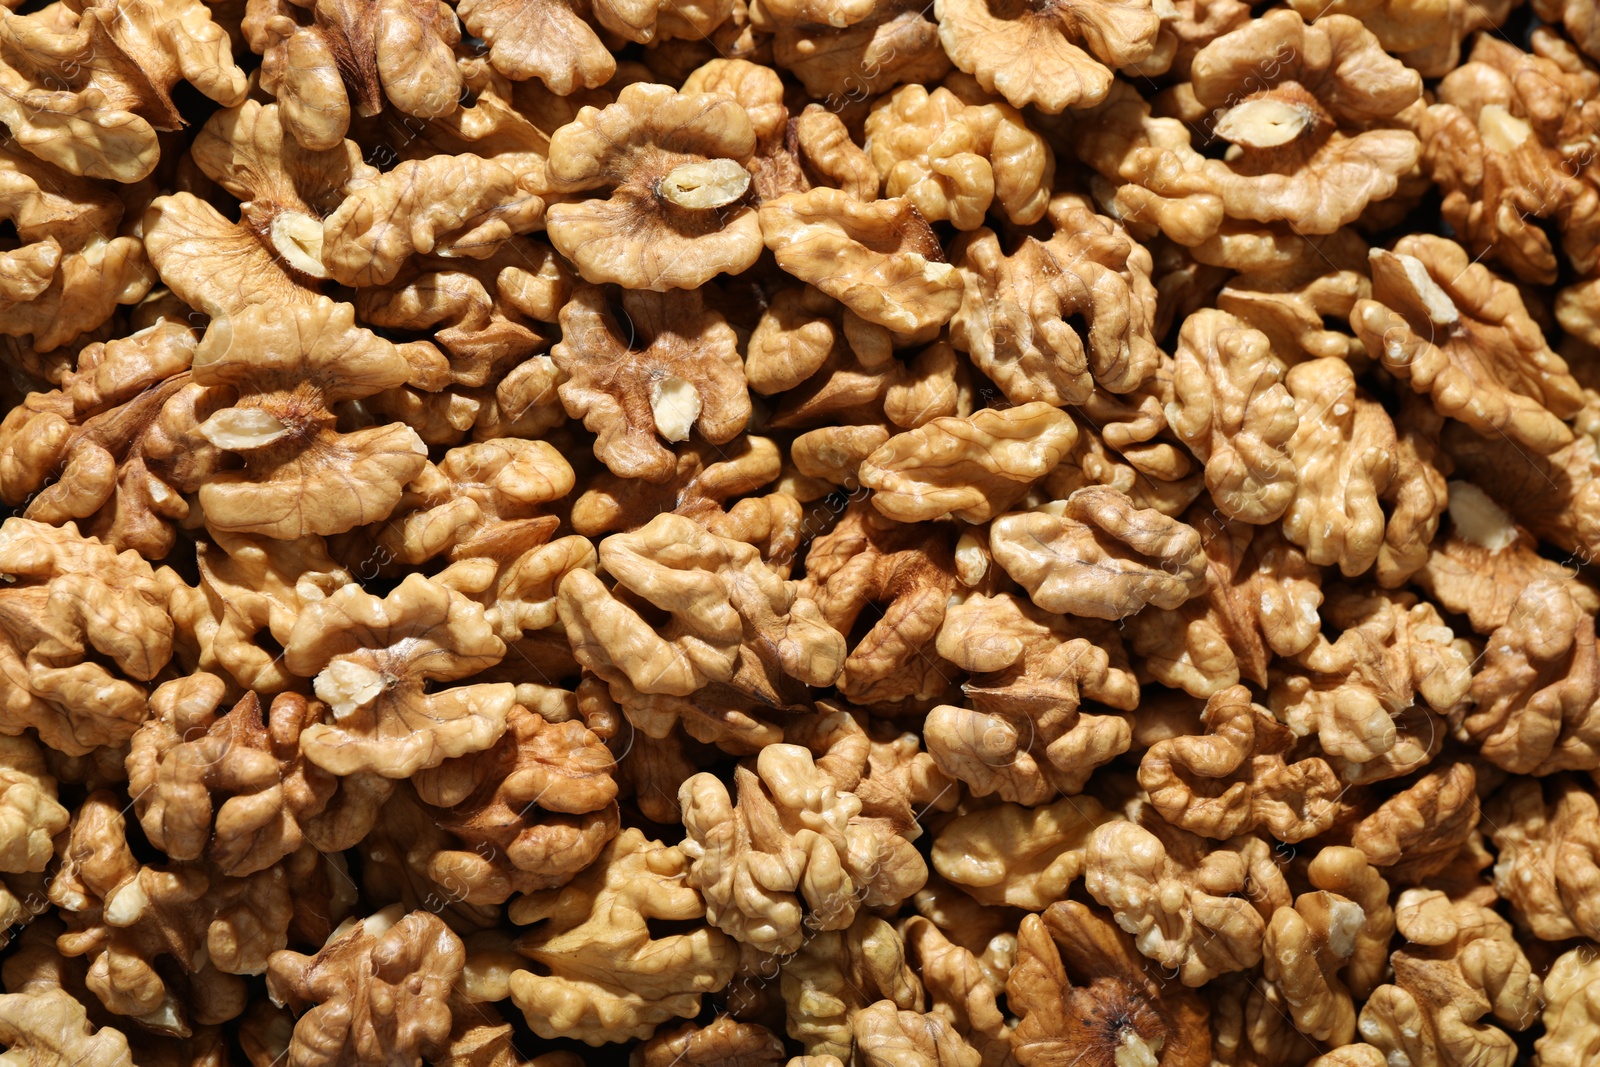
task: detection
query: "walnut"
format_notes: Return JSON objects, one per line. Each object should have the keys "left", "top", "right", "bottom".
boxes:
{"left": 931, "top": 793, "right": 1115, "bottom": 910}
{"left": 266, "top": 905, "right": 462, "bottom": 1067}
{"left": 1536, "top": 946, "right": 1600, "bottom": 1067}
{"left": 0, "top": 987, "right": 135, "bottom": 1067}
{"left": 1418, "top": 481, "right": 1600, "bottom": 634}
{"left": 990, "top": 487, "right": 1207, "bottom": 621}
{"left": 848, "top": 998, "right": 983, "bottom": 1067}
{"left": 678, "top": 739, "right": 926, "bottom": 953}
{"left": 763, "top": 0, "right": 951, "bottom": 102}
{"left": 51, "top": 791, "right": 288, "bottom": 1034}
{"left": 801, "top": 502, "right": 958, "bottom": 708}
{"left": 1443, "top": 421, "right": 1600, "bottom": 566}
{"left": 862, "top": 83, "right": 1053, "bottom": 228}
{"left": 244, "top": 0, "right": 463, "bottom": 152}
{"left": 0, "top": 0, "right": 247, "bottom": 181}
{"left": 544, "top": 83, "right": 762, "bottom": 290}
{"left": 1126, "top": 513, "right": 1322, "bottom": 698}
{"left": 1351, "top": 761, "right": 1479, "bottom": 887}
{"left": 1140, "top": 685, "right": 1341, "bottom": 844}
{"left": 860, "top": 403, "right": 1075, "bottom": 523}
{"left": 928, "top": 592, "right": 1138, "bottom": 802}
{"left": 1214, "top": 229, "right": 1371, "bottom": 364}
{"left": 0, "top": 146, "right": 152, "bottom": 351}
{"left": 1306, "top": 846, "right": 1394, "bottom": 1001}
{"left": 0, "top": 734, "right": 68, "bottom": 874}
{"left": 191, "top": 298, "right": 429, "bottom": 539}
{"left": 1357, "top": 889, "right": 1541, "bottom": 1067}
{"left": 1084, "top": 805, "right": 1286, "bottom": 986}
{"left": 126, "top": 677, "right": 335, "bottom": 878}
{"left": 900, "top": 916, "right": 1012, "bottom": 1067}
{"left": 947, "top": 197, "right": 1161, "bottom": 406}
{"left": 1353, "top": 236, "right": 1584, "bottom": 455}
{"left": 0, "top": 320, "right": 217, "bottom": 559}
{"left": 503, "top": 828, "right": 738, "bottom": 1044}
{"left": 1483, "top": 775, "right": 1600, "bottom": 942}
{"left": 1462, "top": 579, "right": 1600, "bottom": 775}
{"left": 1272, "top": 587, "right": 1470, "bottom": 777}
{"left": 1166, "top": 310, "right": 1296, "bottom": 524}
{"left": 1289, "top": 0, "right": 1513, "bottom": 77}
{"left": 552, "top": 284, "right": 749, "bottom": 481}
{"left": 0, "top": 520, "right": 177, "bottom": 755}
{"left": 1008, "top": 898, "right": 1211, "bottom": 1067}
{"left": 411, "top": 704, "right": 618, "bottom": 905}
{"left": 142, "top": 192, "right": 321, "bottom": 320}
{"left": 633, "top": 1016, "right": 785, "bottom": 1067}
{"left": 778, "top": 912, "right": 923, "bottom": 1059}
{"left": 934, "top": 0, "right": 1158, "bottom": 113}
{"left": 283, "top": 573, "right": 515, "bottom": 778}
{"left": 760, "top": 189, "right": 963, "bottom": 333}
{"left": 1262, "top": 881, "right": 1372, "bottom": 1047}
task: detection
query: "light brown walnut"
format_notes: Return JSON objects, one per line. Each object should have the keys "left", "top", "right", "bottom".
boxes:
{"left": 1288, "top": 0, "right": 1514, "bottom": 77}
{"left": 0, "top": 734, "right": 69, "bottom": 874}
{"left": 778, "top": 913, "right": 923, "bottom": 1060}
{"left": 0, "top": 987, "right": 135, "bottom": 1067}
{"left": 1535, "top": 946, "right": 1600, "bottom": 1067}
{"left": 931, "top": 793, "right": 1117, "bottom": 910}
{"left": 1443, "top": 421, "right": 1600, "bottom": 567}
{"left": 1483, "top": 775, "right": 1600, "bottom": 942}
{"left": 1351, "top": 761, "right": 1480, "bottom": 886}
{"left": 633, "top": 1017, "right": 785, "bottom": 1067}
{"left": 764, "top": 0, "right": 952, "bottom": 102}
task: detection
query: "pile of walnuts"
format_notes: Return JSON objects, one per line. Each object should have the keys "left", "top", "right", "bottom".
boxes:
{"left": 6, "top": 0, "right": 1600, "bottom": 1063}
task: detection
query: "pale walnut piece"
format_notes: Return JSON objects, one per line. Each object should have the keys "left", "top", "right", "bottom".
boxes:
{"left": 934, "top": 0, "right": 1159, "bottom": 113}
{"left": 504, "top": 828, "right": 738, "bottom": 1044}
{"left": 552, "top": 284, "right": 749, "bottom": 482}
{"left": 860, "top": 402, "right": 1076, "bottom": 523}
{"left": 0, "top": 0, "right": 248, "bottom": 182}
{"left": 947, "top": 196, "right": 1161, "bottom": 406}
{"left": 863, "top": 84, "right": 1053, "bottom": 228}
{"left": 0, "top": 520, "right": 177, "bottom": 756}
{"left": 1166, "top": 309, "right": 1296, "bottom": 525}
{"left": 929, "top": 592, "right": 1139, "bottom": 803}
{"left": 283, "top": 573, "right": 515, "bottom": 778}
{"left": 266, "top": 905, "right": 462, "bottom": 1067}
{"left": 801, "top": 503, "right": 958, "bottom": 708}
{"left": 544, "top": 83, "right": 762, "bottom": 290}
{"left": 0, "top": 733, "right": 69, "bottom": 873}
{"left": 142, "top": 192, "right": 321, "bottom": 320}
{"left": 1272, "top": 587, "right": 1470, "bottom": 778}
{"left": 1352, "top": 236, "right": 1584, "bottom": 455}
{"left": 679, "top": 742, "right": 926, "bottom": 953}
{"left": 50, "top": 790, "right": 289, "bottom": 1034}
{"left": 989, "top": 487, "right": 1207, "bottom": 621}
{"left": 1140, "top": 685, "right": 1341, "bottom": 844}
{"left": 1084, "top": 805, "right": 1286, "bottom": 986}
{"left": 1357, "top": 889, "right": 1541, "bottom": 1067}
{"left": 1536, "top": 946, "right": 1600, "bottom": 1067}
{"left": 1307, "top": 846, "right": 1394, "bottom": 1002}
{"left": 243, "top": 0, "right": 463, "bottom": 152}
{"left": 412, "top": 704, "right": 618, "bottom": 905}
{"left": 1351, "top": 761, "right": 1479, "bottom": 886}
{"left": 1008, "top": 899, "right": 1210, "bottom": 1067}
{"left": 931, "top": 793, "right": 1118, "bottom": 910}
{"left": 777, "top": 912, "right": 923, "bottom": 1059}
{"left": 1288, "top": 0, "right": 1514, "bottom": 77}
{"left": 0, "top": 320, "right": 217, "bottom": 560}
{"left": 1483, "top": 776, "right": 1600, "bottom": 942}
{"left": 0, "top": 987, "right": 135, "bottom": 1067}
{"left": 1262, "top": 886, "right": 1369, "bottom": 1047}
{"left": 1126, "top": 512, "right": 1322, "bottom": 698}
{"left": 1462, "top": 579, "right": 1600, "bottom": 775}
{"left": 191, "top": 298, "right": 428, "bottom": 540}
{"left": 127, "top": 678, "right": 335, "bottom": 878}
{"left": 760, "top": 189, "right": 963, "bottom": 333}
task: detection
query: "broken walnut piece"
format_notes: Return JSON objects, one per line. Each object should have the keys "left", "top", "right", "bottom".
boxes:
{"left": 545, "top": 82, "right": 763, "bottom": 290}
{"left": 1351, "top": 761, "right": 1480, "bottom": 887}
{"left": 266, "top": 905, "right": 462, "bottom": 1067}
{"left": 1139, "top": 684, "right": 1341, "bottom": 844}
{"left": 1483, "top": 775, "right": 1600, "bottom": 942}
{"left": 552, "top": 284, "right": 749, "bottom": 482}
{"left": 764, "top": 0, "right": 952, "bottom": 103}
{"left": 777, "top": 912, "right": 923, "bottom": 1060}
{"left": 1443, "top": 420, "right": 1600, "bottom": 567}
{"left": 990, "top": 486, "right": 1207, "bottom": 621}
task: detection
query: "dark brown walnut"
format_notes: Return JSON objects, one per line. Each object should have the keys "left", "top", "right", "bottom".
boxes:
{"left": 1009, "top": 899, "right": 1210, "bottom": 1067}
{"left": 544, "top": 82, "right": 763, "bottom": 291}
{"left": 551, "top": 284, "right": 749, "bottom": 482}
{"left": 760, "top": 0, "right": 952, "bottom": 103}
{"left": 1443, "top": 421, "right": 1600, "bottom": 567}
{"left": 1140, "top": 685, "right": 1342, "bottom": 844}
{"left": 801, "top": 501, "right": 959, "bottom": 709}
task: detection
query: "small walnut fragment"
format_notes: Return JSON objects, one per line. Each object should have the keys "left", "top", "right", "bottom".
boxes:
{"left": 860, "top": 403, "right": 1075, "bottom": 523}
{"left": 267, "top": 905, "right": 462, "bottom": 1067}
{"left": 760, "top": 189, "right": 962, "bottom": 333}
{"left": 1353, "top": 237, "right": 1584, "bottom": 455}
{"left": 1357, "top": 889, "right": 1541, "bottom": 1067}
{"left": 1009, "top": 899, "right": 1210, "bottom": 1067}
{"left": 505, "top": 828, "right": 738, "bottom": 1044}
{"left": 990, "top": 487, "right": 1207, "bottom": 621}
{"left": 1483, "top": 775, "right": 1600, "bottom": 942}
{"left": 552, "top": 284, "right": 749, "bottom": 481}
{"left": 284, "top": 573, "right": 515, "bottom": 778}
{"left": 545, "top": 83, "right": 762, "bottom": 290}
{"left": 1140, "top": 685, "right": 1341, "bottom": 843}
